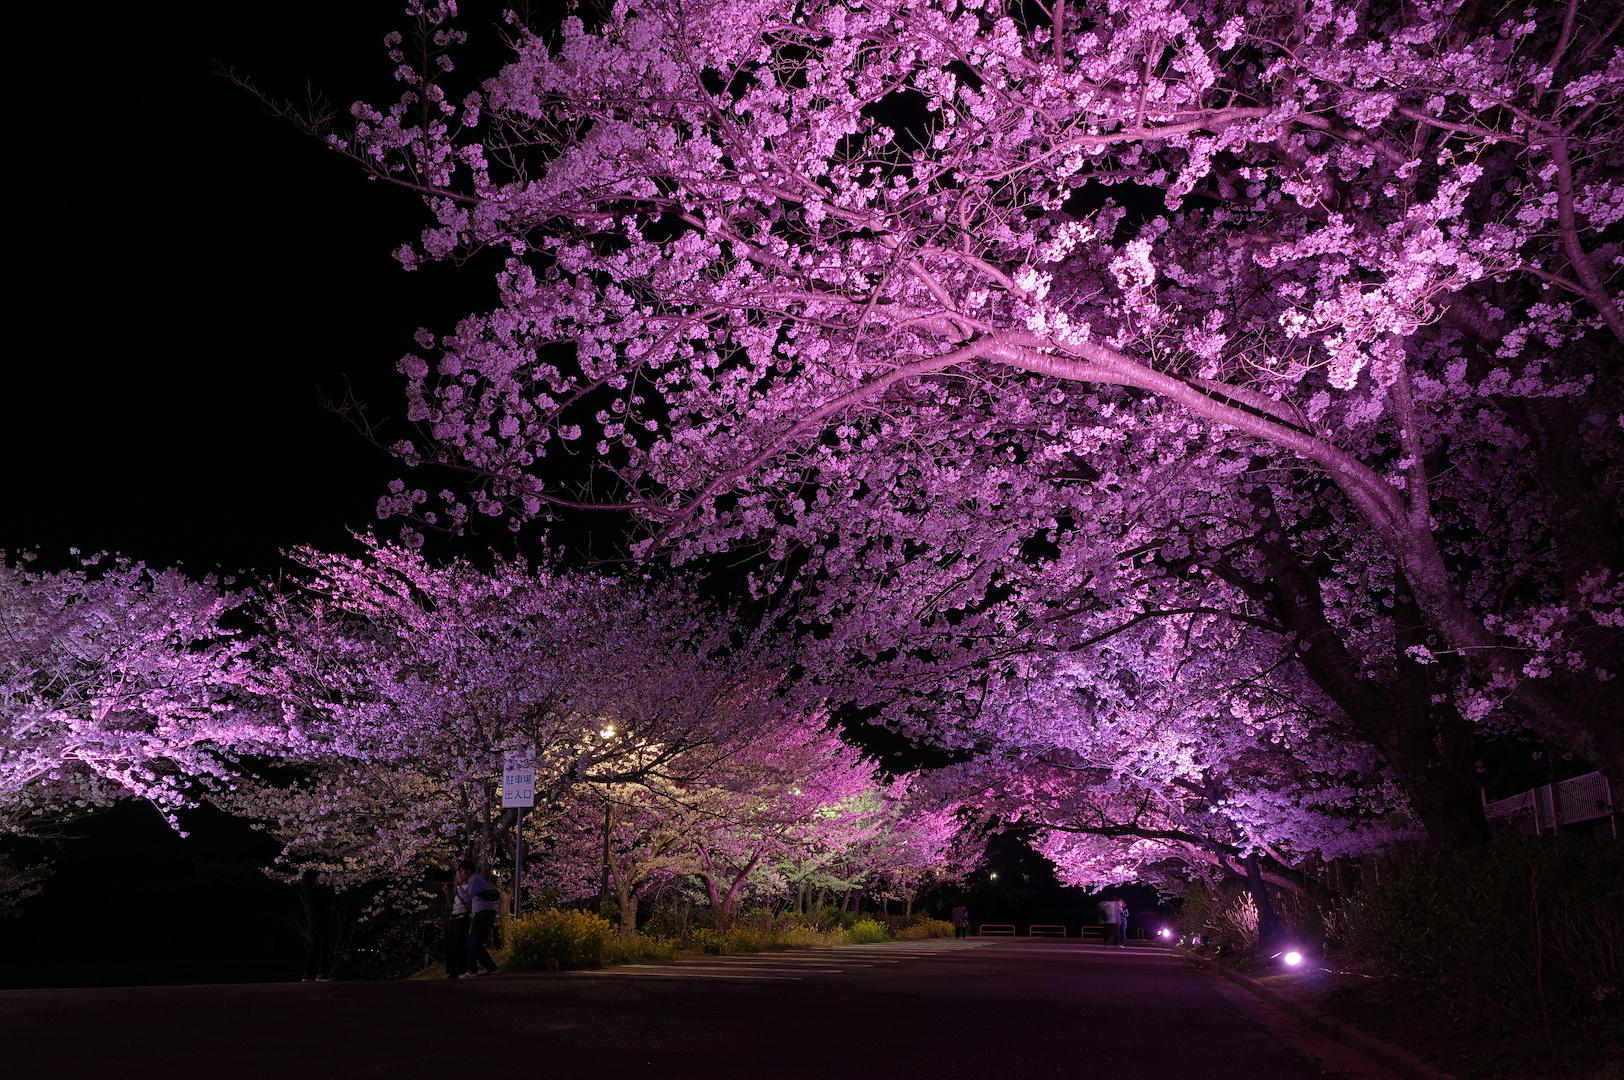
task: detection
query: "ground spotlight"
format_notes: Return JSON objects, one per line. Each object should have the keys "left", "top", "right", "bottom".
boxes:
{"left": 1282, "top": 950, "right": 1304, "bottom": 967}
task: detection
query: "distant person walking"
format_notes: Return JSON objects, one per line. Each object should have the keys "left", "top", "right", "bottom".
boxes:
{"left": 951, "top": 904, "right": 970, "bottom": 939}
{"left": 444, "top": 863, "right": 472, "bottom": 978}
{"left": 459, "top": 859, "right": 501, "bottom": 979}
{"left": 298, "top": 869, "right": 336, "bottom": 981}
{"left": 1098, "top": 897, "right": 1127, "bottom": 948}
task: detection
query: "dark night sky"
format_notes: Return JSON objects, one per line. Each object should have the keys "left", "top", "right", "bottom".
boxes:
{"left": 6, "top": 2, "right": 500, "bottom": 574}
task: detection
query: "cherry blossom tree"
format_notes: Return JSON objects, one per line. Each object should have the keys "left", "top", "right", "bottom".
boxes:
{"left": 242, "top": 536, "right": 791, "bottom": 893}
{"left": 787, "top": 425, "right": 1489, "bottom": 837}
{"left": 893, "top": 590, "right": 1419, "bottom": 897}
{"left": 683, "top": 711, "right": 881, "bottom": 916}
{"left": 523, "top": 782, "right": 692, "bottom": 928}
{"left": 524, "top": 708, "right": 917, "bottom": 928}
{"left": 1, "top": 553, "right": 271, "bottom": 836}
{"left": 798, "top": 777, "right": 972, "bottom": 915}
{"left": 264, "top": 0, "right": 1623, "bottom": 856}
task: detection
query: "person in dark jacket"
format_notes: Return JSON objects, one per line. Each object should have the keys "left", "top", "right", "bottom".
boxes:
{"left": 458, "top": 859, "right": 501, "bottom": 978}
{"left": 299, "top": 870, "right": 336, "bottom": 981}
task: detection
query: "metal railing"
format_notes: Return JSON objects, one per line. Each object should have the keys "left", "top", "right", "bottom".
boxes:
{"left": 1484, "top": 772, "right": 1617, "bottom": 839}
{"left": 969, "top": 924, "right": 1160, "bottom": 940}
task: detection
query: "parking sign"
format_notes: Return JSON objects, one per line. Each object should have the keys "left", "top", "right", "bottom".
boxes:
{"left": 501, "top": 750, "right": 535, "bottom": 808}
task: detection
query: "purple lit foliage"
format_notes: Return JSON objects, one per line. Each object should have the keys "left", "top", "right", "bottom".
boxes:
{"left": 239, "top": 538, "right": 968, "bottom": 918}
{"left": 0, "top": 553, "right": 271, "bottom": 836}
{"left": 282, "top": 0, "right": 1622, "bottom": 879}
{"left": 528, "top": 713, "right": 966, "bottom": 927}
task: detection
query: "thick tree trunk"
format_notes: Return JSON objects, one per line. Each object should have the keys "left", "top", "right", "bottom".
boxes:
{"left": 696, "top": 861, "right": 723, "bottom": 911}
{"left": 1232, "top": 499, "right": 1491, "bottom": 845}
{"left": 1039, "top": 342, "right": 1623, "bottom": 783}
{"left": 721, "top": 866, "right": 754, "bottom": 914}
{"left": 606, "top": 840, "right": 637, "bottom": 933}
{"left": 616, "top": 881, "right": 637, "bottom": 934}
{"left": 1391, "top": 586, "right": 1492, "bottom": 845}
{"left": 1244, "top": 855, "right": 1285, "bottom": 951}
{"left": 1395, "top": 528, "right": 1624, "bottom": 781}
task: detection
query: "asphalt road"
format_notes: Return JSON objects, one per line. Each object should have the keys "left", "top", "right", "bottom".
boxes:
{"left": 5, "top": 940, "right": 1386, "bottom": 1079}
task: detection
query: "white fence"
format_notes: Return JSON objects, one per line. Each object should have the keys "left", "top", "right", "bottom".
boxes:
{"left": 1483, "top": 771, "right": 1617, "bottom": 838}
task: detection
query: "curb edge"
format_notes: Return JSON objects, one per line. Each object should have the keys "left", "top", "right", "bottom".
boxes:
{"left": 1191, "top": 954, "right": 1454, "bottom": 1080}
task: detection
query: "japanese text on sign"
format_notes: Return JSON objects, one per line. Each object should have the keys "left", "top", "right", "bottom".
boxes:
{"left": 501, "top": 750, "right": 535, "bottom": 808}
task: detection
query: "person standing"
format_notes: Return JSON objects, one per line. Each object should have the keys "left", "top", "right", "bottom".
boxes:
{"left": 1098, "top": 896, "right": 1125, "bottom": 948}
{"left": 950, "top": 903, "right": 970, "bottom": 939}
{"left": 299, "top": 869, "right": 336, "bottom": 981}
{"left": 444, "top": 863, "right": 472, "bottom": 978}
{"left": 459, "top": 859, "right": 501, "bottom": 978}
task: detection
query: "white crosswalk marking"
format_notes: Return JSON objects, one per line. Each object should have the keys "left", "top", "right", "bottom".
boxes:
{"left": 571, "top": 968, "right": 802, "bottom": 981}
{"left": 566, "top": 940, "right": 993, "bottom": 981}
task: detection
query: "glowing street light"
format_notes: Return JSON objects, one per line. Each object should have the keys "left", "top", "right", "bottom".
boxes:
{"left": 1283, "top": 950, "right": 1304, "bottom": 967}
{"left": 593, "top": 721, "right": 619, "bottom": 904}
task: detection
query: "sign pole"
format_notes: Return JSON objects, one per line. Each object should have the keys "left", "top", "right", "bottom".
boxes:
{"left": 501, "top": 750, "right": 536, "bottom": 920}
{"left": 513, "top": 805, "right": 524, "bottom": 919}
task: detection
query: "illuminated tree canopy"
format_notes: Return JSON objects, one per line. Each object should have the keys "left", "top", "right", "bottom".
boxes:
{"left": 278, "top": 0, "right": 1622, "bottom": 871}
{"left": 0, "top": 554, "right": 271, "bottom": 836}
{"left": 6, "top": 0, "right": 1620, "bottom": 911}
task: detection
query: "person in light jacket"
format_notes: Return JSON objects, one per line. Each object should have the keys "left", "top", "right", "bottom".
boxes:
{"left": 444, "top": 863, "right": 471, "bottom": 978}
{"left": 459, "top": 859, "right": 501, "bottom": 978}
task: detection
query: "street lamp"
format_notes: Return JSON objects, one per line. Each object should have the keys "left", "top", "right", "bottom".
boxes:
{"left": 597, "top": 722, "right": 619, "bottom": 907}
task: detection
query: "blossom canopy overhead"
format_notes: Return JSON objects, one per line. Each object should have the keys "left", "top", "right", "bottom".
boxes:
{"left": 274, "top": 0, "right": 1622, "bottom": 863}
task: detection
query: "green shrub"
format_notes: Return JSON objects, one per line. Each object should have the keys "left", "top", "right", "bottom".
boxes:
{"left": 778, "top": 925, "right": 836, "bottom": 947}
{"left": 506, "top": 909, "right": 613, "bottom": 970}
{"left": 684, "top": 922, "right": 864, "bottom": 951}
{"left": 1334, "top": 837, "right": 1624, "bottom": 1036}
{"left": 898, "top": 919, "right": 954, "bottom": 940}
{"left": 726, "top": 927, "right": 773, "bottom": 952}
{"left": 881, "top": 913, "right": 953, "bottom": 936}
{"left": 734, "top": 910, "right": 810, "bottom": 936}
{"left": 604, "top": 932, "right": 677, "bottom": 964}
{"left": 739, "top": 908, "right": 813, "bottom": 932}
{"left": 642, "top": 899, "right": 697, "bottom": 940}
{"left": 684, "top": 927, "right": 771, "bottom": 954}
{"left": 849, "top": 918, "right": 889, "bottom": 943}
{"left": 1176, "top": 882, "right": 1261, "bottom": 953}
{"left": 687, "top": 928, "right": 729, "bottom": 954}
{"left": 809, "top": 905, "right": 859, "bottom": 931}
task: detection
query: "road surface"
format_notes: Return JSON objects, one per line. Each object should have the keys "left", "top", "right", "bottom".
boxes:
{"left": 4, "top": 940, "right": 1394, "bottom": 1079}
